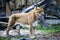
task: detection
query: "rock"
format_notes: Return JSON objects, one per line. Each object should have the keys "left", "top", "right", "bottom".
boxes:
{"left": 0, "top": 31, "right": 7, "bottom": 37}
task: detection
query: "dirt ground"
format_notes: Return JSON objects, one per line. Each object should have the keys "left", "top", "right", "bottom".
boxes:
{"left": 0, "top": 29, "right": 60, "bottom": 40}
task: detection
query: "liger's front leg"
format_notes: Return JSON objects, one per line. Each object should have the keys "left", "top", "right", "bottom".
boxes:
{"left": 29, "top": 23, "right": 35, "bottom": 38}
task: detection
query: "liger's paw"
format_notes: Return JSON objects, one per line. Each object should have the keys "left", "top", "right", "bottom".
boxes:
{"left": 30, "top": 35, "right": 36, "bottom": 39}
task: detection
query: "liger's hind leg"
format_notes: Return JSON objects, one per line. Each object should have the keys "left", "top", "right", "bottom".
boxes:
{"left": 6, "top": 16, "right": 16, "bottom": 36}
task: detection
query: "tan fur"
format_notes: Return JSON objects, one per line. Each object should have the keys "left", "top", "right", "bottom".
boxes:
{"left": 6, "top": 7, "right": 44, "bottom": 38}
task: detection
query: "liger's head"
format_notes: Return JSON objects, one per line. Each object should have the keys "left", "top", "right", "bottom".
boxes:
{"left": 34, "top": 7, "right": 44, "bottom": 17}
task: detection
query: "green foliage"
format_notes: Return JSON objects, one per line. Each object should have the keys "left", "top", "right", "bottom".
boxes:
{"left": 52, "top": 24, "right": 60, "bottom": 32}
{"left": 0, "top": 37, "right": 10, "bottom": 40}
{"left": 15, "top": 36, "right": 21, "bottom": 39}
{"left": 36, "top": 24, "right": 60, "bottom": 33}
